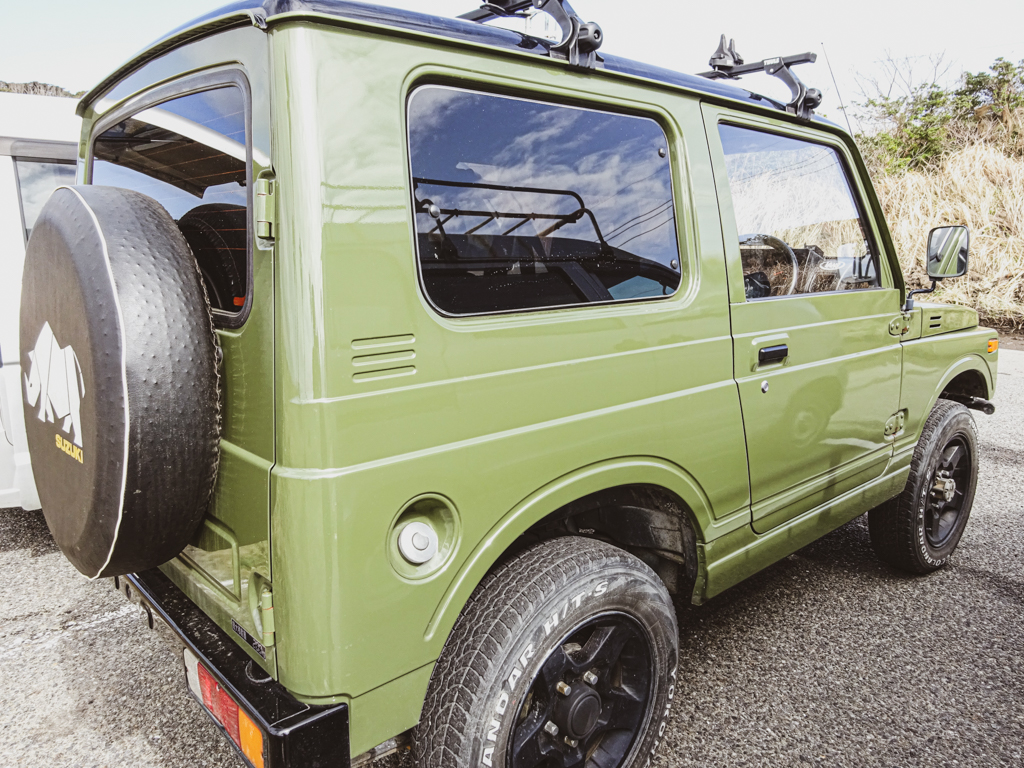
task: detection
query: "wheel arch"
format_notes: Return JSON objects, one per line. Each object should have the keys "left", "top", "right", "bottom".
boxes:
{"left": 923, "top": 354, "right": 995, "bottom": 426}
{"left": 938, "top": 363, "right": 991, "bottom": 402}
{"left": 901, "top": 355, "right": 993, "bottom": 447}
{"left": 423, "top": 456, "right": 714, "bottom": 646}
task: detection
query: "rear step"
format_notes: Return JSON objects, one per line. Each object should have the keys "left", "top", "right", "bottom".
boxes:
{"left": 114, "top": 569, "right": 350, "bottom": 768}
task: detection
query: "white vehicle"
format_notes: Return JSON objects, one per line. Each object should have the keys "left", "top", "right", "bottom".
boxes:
{"left": 0, "top": 93, "right": 79, "bottom": 510}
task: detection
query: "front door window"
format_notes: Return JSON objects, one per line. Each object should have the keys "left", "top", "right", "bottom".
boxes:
{"left": 718, "top": 124, "right": 879, "bottom": 300}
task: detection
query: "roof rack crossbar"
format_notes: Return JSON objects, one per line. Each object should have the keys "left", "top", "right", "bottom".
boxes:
{"left": 460, "top": 0, "right": 604, "bottom": 70}
{"left": 698, "top": 35, "right": 823, "bottom": 121}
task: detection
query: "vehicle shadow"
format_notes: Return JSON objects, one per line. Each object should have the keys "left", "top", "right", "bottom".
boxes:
{"left": 672, "top": 514, "right": 911, "bottom": 630}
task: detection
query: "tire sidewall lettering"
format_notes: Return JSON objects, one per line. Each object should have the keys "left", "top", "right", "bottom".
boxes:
{"left": 642, "top": 665, "right": 677, "bottom": 768}
{"left": 478, "top": 575, "right": 624, "bottom": 766}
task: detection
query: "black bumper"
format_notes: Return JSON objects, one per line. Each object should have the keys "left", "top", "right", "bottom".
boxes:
{"left": 121, "top": 569, "right": 350, "bottom": 768}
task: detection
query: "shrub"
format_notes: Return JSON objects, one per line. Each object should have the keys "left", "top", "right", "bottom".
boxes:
{"left": 856, "top": 58, "right": 1024, "bottom": 331}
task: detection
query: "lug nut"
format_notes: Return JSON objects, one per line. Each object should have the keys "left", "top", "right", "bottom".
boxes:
{"left": 543, "top": 721, "right": 559, "bottom": 737}
{"left": 556, "top": 681, "right": 572, "bottom": 696}
{"left": 564, "top": 736, "right": 579, "bottom": 748}
{"left": 583, "top": 670, "right": 599, "bottom": 686}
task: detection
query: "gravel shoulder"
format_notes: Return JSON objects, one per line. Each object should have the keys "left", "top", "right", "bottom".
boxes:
{"left": 2, "top": 351, "right": 1021, "bottom": 768}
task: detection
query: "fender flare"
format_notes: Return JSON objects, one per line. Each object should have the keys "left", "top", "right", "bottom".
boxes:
{"left": 424, "top": 456, "right": 714, "bottom": 644}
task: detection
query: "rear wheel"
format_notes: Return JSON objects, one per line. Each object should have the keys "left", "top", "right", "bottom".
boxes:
{"left": 869, "top": 399, "right": 978, "bottom": 573}
{"left": 414, "top": 537, "right": 678, "bottom": 768}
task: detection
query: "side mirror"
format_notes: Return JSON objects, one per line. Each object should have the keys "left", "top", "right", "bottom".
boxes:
{"left": 926, "top": 226, "right": 969, "bottom": 280}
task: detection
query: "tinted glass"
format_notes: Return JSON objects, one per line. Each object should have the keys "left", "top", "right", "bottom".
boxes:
{"left": 719, "top": 124, "right": 879, "bottom": 300}
{"left": 92, "top": 86, "right": 249, "bottom": 314}
{"left": 13, "top": 159, "right": 77, "bottom": 241}
{"left": 408, "top": 86, "right": 681, "bottom": 315}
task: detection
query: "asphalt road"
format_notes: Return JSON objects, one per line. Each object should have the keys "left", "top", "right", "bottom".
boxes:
{"left": 2, "top": 351, "right": 1021, "bottom": 768}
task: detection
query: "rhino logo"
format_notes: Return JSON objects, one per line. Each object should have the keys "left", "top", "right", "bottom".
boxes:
{"left": 24, "top": 322, "right": 85, "bottom": 448}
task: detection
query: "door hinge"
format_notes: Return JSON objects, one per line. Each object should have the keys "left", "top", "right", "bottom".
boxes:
{"left": 889, "top": 314, "right": 912, "bottom": 337}
{"left": 248, "top": 571, "right": 276, "bottom": 648}
{"left": 259, "top": 586, "right": 275, "bottom": 647}
{"left": 884, "top": 410, "right": 907, "bottom": 439}
{"left": 255, "top": 173, "right": 276, "bottom": 240}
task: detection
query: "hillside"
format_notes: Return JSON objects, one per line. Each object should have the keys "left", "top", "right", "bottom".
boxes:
{"left": 0, "top": 80, "right": 81, "bottom": 98}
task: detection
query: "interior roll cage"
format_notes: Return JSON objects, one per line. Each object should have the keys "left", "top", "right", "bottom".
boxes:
{"left": 413, "top": 176, "right": 614, "bottom": 256}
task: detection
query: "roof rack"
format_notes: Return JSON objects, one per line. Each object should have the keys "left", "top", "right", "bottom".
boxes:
{"left": 697, "top": 35, "right": 823, "bottom": 121}
{"left": 460, "top": 0, "right": 604, "bottom": 69}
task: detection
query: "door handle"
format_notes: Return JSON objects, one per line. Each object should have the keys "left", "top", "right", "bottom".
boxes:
{"left": 758, "top": 344, "right": 789, "bottom": 365}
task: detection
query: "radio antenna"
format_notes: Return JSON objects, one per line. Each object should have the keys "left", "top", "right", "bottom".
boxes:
{"left": 821, "top": 42, "right": 854, "bottom": 135}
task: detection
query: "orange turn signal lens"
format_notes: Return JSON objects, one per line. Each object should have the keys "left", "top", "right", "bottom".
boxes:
{"left": 239, "top": 710, "right": 265, "bottom": 768}
{"left": 988, "top": 339, "right": 999, "bottom": 353}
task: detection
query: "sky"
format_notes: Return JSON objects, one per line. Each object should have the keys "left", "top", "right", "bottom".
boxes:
{"left": 3, "top": 0, "right": 1022, "bottom": 131}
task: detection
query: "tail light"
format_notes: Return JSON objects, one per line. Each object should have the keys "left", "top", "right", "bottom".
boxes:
{"left": 184, "top": 649, "right": 265, "bottom": 768}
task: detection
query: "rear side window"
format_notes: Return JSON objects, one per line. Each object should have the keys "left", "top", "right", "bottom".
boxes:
{"left": 408, "top": 86, "right": 682, "bottom": 316}
{"left": 91, "top": 86, "right": 249, "bottom": 317}
{"left": 718, "top": 124, "right": 880, "bottom": 300}
{"left": 13, "top": 159, "right": 77, "bottom": 241}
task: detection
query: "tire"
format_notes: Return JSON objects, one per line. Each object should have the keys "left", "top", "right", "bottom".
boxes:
{"left": 869, "top": 399, "right": 978, "bottom": 574}
{"left": 20, "top": 186, "right": 221, "bottom": 578}
{"left": 414, "top": 537, "right": 678, "bottom": 768}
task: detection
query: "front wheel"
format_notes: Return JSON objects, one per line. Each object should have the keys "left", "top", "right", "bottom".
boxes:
{"left": 414, "top": 537, "right": 679, "bottom": 768}
{"left": 869, "top": 399, "right": 979, "bottom": 573}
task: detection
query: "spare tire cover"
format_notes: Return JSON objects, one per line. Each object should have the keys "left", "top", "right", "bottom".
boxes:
{"left": 20, "top": 186, "right": 221, "bottom": 578}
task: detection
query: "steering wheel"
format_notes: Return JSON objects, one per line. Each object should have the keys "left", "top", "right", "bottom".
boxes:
{"left": 742, "top": 234, "right": 799, "bottom": 296}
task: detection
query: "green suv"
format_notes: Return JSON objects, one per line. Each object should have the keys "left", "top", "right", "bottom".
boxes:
{"left": 20, "top": 2, "right": 999, "bottom": 767}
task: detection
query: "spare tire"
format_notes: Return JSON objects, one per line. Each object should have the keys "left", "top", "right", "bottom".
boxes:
{"left": 20, "top": 186, "right": 221, "bottom": 578}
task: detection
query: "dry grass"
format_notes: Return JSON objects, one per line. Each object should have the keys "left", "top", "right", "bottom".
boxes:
{"left": 872, "top": 142, "right": 1024, "bottom": 331}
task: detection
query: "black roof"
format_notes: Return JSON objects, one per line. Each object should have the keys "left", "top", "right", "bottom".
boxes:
{"left": 85, "top": 0, "right": 811, "bottom": 119}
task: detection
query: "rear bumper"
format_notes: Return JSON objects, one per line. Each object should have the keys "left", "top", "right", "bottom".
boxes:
{"left": 120, "top": 569, "right": 351, "bottom": 768}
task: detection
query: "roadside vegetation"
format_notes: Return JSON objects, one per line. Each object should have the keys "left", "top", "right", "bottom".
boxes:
{"left": 855, "top": 58, "right": 1024, "bottom": 331}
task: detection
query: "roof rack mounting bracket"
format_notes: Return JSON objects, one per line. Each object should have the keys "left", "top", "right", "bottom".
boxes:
{"left": 461, "top": 0, "right": 603, "bottom": 70}
{"left": 698, "top": 35, "right": 823, "bottom": 121}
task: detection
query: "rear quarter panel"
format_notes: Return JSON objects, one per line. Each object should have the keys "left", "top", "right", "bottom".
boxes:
{"left": 267, "top": 20, "right": 747, "bottom": 749}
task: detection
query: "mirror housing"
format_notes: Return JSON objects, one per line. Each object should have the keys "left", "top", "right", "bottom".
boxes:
{"left": 926, "top": 226, "right": 969, "bottom": 280}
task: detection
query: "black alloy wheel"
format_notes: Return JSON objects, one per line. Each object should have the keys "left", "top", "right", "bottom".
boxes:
{"left": 924, "top": 436, "right": 972, "bottom": 549}
{"left": 509, "top": 613, "right": 654, "bottom": 768}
